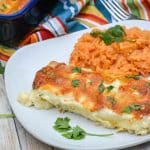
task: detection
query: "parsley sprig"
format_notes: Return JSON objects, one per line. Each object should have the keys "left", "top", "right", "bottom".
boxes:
{"left": 90, "top": 25, "right": 126, "bottom": 45}
{"left": 53, "top": 117, "right": 113, "bottom": 140}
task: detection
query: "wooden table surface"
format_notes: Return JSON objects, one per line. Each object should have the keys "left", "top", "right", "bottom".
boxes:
{"left": 0, "top": 74, "right": 149, "bottom": 150}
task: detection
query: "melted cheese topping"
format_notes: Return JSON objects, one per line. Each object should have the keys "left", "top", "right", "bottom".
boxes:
{"left": 33, "top": 61, "right": 150, "bottom": 118}
{"left": 18, "top": 61, "right": 150, "bottom": 135}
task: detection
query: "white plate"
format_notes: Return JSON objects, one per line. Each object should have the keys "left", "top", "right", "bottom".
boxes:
{"left": 5, "top": 20, "right": 150, "bottom": 150}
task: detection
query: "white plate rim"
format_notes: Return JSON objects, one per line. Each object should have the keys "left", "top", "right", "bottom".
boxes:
{"left": 5, "top": 20, "right": 150, "bottom": 150}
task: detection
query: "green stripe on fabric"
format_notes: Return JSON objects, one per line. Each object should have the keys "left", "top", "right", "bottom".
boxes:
{"left": 0, "top": 62, "right": 5, "bottom": 75}
{"left": 85, "top": 0, "right": 90, "bottom": 4}
{"left": 127, "top": 0, "right": 141, "bottom": 18}
{"left": 89, "top": 0, "right": 94, "bottom": 5}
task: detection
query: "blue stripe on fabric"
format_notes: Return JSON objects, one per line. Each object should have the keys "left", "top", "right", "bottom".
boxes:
{"left": 45, "top": 0, "right": 88, "bottom": 35}
{"left": 51, "top": 1, "right": 64, "bottom": 16}
{"left": 67, "top": 21, "right": 87, "bottom": 33}
{"left": 95, "top": 0, "right": 112, "bottom": 23}
{"left": 72, "top": 3, "right": 79, "bottom": 15}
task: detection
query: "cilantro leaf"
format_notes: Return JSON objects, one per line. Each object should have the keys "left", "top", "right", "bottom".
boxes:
{"left": 90, "top": 25, "right": 125, "bottom": 45}
{"left": 100, "top": 32, "right": 114, "bottom": 45}
{"left": 108, "top": 25, "right": 124, "bottom": 37}
{"left": 62, "top": 132, "right": 73, "bottom": 139}
{"left": 114, "top": 36, "right": 123, "bottom": 42}
{"left": 53, "top": 117, "right": 113, "bottom": 140}
{"left": 53, "top": 117, "right": 71, "bottom": 132}
{"left": 71, "top": 79, "right": 80, "bottom": 87}
{"left": 90, "top": 31, "right": 101, "bottom": 37}
{"left": 107, "top": 85, "right": 114, "bottom": 92}
{"left": 72, "top": 126, "right": 86, "bottom": 140}
{"left": 72, "top": 67, "right": 82, "bottom": 73}
{"left": 62, "top": 125, "right": 86, "bottom": 140}
{"left": 122, "top": 104, "right": 142, "bottom": 114}
{"left": 107, "top": 96, "right": 117, "bottom": 105}
{"left": 98, "top": 80, "right": 105, "bottom": 93}
{"left": 126, "top": 75, "right": 141, "bottom": 80}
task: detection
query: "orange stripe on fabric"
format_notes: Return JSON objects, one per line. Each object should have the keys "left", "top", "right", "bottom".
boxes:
{"left": 36, "top": 32, "right": 40, "bottom": 41}
{"left": 20, "top": 33, "right": 38, "bottom": 46}
{"left": 0, "top": 52, "right": 10, "bottom": 61}
{"left": 77, "top": 13, "right": 108, "bottom": 25}
{"left": 134, "top": 0, "right": 145, "bottom": 19}
{"left": 141, "top": 0, "right": 150, "bottom": 20}
{"left": 80, "top": 0, "right": 84, "bottom": 6}
{"left": 32, "top": 34, "right": 39, "bottom": 43}
{"left": 121, "top": 0, "right": 129, "bottom": 12}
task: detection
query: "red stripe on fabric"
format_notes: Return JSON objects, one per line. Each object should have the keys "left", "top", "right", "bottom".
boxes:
{"left": 56, "top": 17, "right": 68, "bottom": 33}
{"left": 40, "top": 26, "right": 56, "bottom": 39}
{"left": 121, "top": 0, "right": 129, "bottom": 12}
{"left": 77, "top": 13, "right": 108, "bottom": 25}
{"left": 141, "top": 0, "right": 150, "bottom": 20}
{"left": 80, "top": 0, "right": 84, "bottom": 6}
{"left": 0, "top": 52, "right": 10, "bottom": 61}
{"left": 40, "top": 29, "right": 55, "bottom": 40}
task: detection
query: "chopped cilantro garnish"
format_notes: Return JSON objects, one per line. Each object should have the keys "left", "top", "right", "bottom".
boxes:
{"left": 90, "top": 25, "right": 125, "bottom": 45}
{"left": 2, "top": 4, "right": 7, "bottom": 9}
{"left": 126, "top": 75, "right": 141, "bottom": 80}
{"left": 107, "top": 85, "right": 114, "bottom": 92}
{"left": 100, "top": 32, "right": 114, "bottom": 45}
{"left": 98, "top": 80, "right": 105, "bottom": 93}
{"left": 72, "top": 67, "right": 82, "bottom": 73}
{"left": 122, "top": 104, "right": 142, "bottom": 114}
{"left": 71, "top": 79, "right": 80, "bottom": 87}
{"left": 90, "top": 31, "right": 101, "bottom": 37}
{"left": 107, "top": 96, "right": 117, "bottom": 105}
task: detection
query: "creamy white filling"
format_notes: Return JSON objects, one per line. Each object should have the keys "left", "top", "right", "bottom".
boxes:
{"left": 18, "top": 90, "right": 150, "bottom": 135}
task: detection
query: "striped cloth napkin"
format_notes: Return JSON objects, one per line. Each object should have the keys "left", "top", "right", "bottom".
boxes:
{"left": 0, "top": 0, "right": 150, "bottom": 66}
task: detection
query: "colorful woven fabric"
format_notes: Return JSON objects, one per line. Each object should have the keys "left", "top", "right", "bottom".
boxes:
{"left": 0, "top": 0, "right": 150, "bottom": 65}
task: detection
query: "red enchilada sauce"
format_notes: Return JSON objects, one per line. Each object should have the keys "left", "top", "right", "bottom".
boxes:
{"left": 33, "top": 62, "right": 150, "bottom": 118}
{"left": 0, "top": 0, "right": 29, "bottom": 14}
